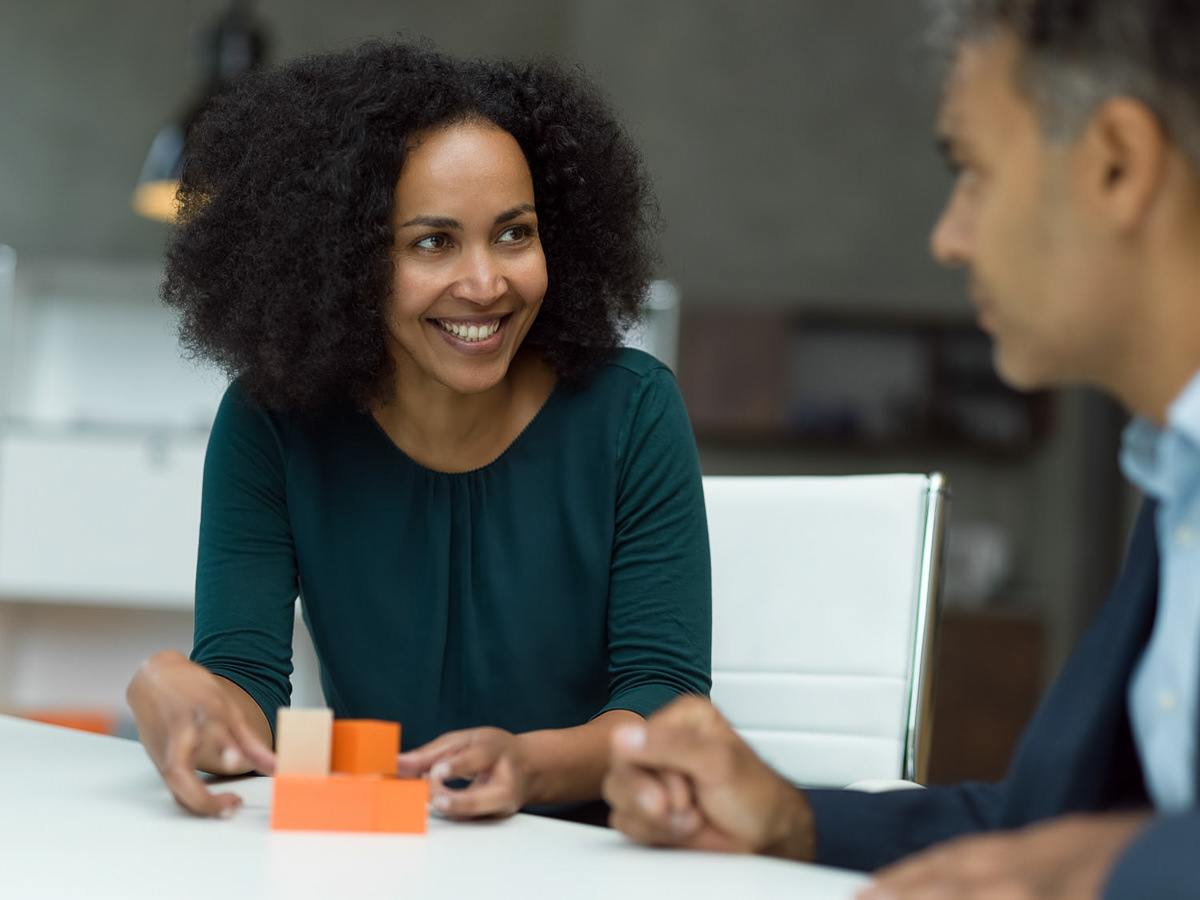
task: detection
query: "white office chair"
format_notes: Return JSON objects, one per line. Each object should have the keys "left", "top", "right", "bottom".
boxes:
{"left": 705, "top": 473, "right": 947, "bottom": 788}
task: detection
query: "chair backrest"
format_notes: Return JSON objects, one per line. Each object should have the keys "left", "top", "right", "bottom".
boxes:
{"left": 705, "top": 473, "right": 947, "bottom": 788}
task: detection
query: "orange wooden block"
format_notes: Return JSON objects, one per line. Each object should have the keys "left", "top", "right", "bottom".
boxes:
{"left": 24, "top": 709, "right": 116, "bottom": 735}
{"left": 271, "top": 774, "right": 428, "bottom": 834}
{"left": 374, "top": 777, "right": 429, "bottom": 833}
{"left": 271, "top": 774, "right": 376, "bottom": 832}
{"left": 331, "top": 719, "right": 400, "bottom": 775}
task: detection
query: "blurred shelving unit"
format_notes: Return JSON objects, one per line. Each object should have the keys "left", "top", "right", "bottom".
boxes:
{"left": 677, "top": 307, "right": 1052, "bottom": 457}
{"left": 0, "top": 257, "right": 321, "bottom": 728}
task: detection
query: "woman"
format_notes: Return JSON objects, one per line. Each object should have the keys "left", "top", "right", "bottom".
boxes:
{"left": 127, "top": 38, "right": 710, "bottom": 823}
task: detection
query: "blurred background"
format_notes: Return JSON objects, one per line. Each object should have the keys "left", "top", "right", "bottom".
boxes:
{"left": 0, "top": 0, "right": 1138, "bottom": 782}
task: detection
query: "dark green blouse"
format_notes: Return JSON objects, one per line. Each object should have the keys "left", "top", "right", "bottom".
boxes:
{"left": 191, "top": 349, "right": 711, "bottom": 750}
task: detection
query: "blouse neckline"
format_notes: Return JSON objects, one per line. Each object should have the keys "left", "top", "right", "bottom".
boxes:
{"left": 361, "top": 378, "right": 564, "bottom": 477}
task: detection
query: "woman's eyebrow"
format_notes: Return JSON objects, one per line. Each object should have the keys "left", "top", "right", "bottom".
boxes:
{"left": 398, "top": 215, "right": 461, "bottom": 229}
{"left": 494, "top": 204, "right": 536, "bottom": 224}
{"left": 398, "top": 205, "right": 535, "bottom": 230}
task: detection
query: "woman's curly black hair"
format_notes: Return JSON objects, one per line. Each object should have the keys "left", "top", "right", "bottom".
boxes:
{"left": 163, "top": 38, "right": 660, "bottom": 411}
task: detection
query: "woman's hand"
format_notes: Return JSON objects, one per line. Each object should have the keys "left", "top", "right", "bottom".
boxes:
{"left": 126, "top": 649, "right": 275, "bottom": 818}
{"left": 395, "top": 727, "right": 531, "bottom": 819}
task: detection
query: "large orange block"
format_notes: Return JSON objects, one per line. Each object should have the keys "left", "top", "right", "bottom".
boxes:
{"left": 331, "top": 719, "right": 401, "bottom": 775}
{"left": 271, "top": 775, "right": 376, "bottom": 832}
{"left": 271, "top": 774, "right": 428, "bottom": 834}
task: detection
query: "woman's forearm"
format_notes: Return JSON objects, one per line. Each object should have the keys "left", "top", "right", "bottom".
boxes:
{"left": 517, "top": 708, "right": 643, "bottom": 806}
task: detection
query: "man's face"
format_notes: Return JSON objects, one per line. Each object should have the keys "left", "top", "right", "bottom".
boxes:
{"left": 931, "top": 33, "right": 1132, "bottom": 391}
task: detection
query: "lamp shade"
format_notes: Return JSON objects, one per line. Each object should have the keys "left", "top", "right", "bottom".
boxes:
{"left": 132, "top": 124, "right": 187, "bottom": 223}
{"left": 132, "top": 0, "right": 268, "bottom": 223}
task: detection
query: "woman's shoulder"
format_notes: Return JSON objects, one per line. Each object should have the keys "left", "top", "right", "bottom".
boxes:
{"left": 537, "top": 347, "right": 683, "bottom": 449}
{"left": 574, "top": 347, "right": 675, "bottom": 399}
{"left": 606, "top": 346, "right": 671, "bottom": 380}
{"left": 214, "top": 378, "right": 358, "bottom": 433}
{"left": 550, "top": 346, "right": 680, "bottom": 417}
{"left": 211, "top": 377, "right": 348, "bottom": 454}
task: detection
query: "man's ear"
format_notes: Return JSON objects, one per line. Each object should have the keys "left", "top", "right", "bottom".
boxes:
{"left": 1077, "top": 97, "right": 1169, "bottom": 229}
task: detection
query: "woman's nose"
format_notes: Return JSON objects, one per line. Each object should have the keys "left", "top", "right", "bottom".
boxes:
{"left": 451, "top": 246, "right": 506, "bottom": 304}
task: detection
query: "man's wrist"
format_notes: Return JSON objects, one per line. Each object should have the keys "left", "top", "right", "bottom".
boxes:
{"left": 759, "top": 784, "right": 817, "bottom": 862}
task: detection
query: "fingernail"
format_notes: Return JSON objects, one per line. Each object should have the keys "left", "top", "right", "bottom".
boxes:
{"left": 431, "top": 762, "right": 450, "bottom": 781}
{"left": 615, "top": 725, "right": 646, "bottom": 751}
{"left": 432, "top": 795, "right": 451, "bottom": 812}
{"left": 669, "top": 811, "right": 696, "bottom": 836}
{"left": 221, "top": 746, "right": 241, "bottom": 770}
{"left": 218, "top": 803, "right": 238, "bottom": 819}
{"left": 638, "top": 787, "right": 658, "bottom": 814}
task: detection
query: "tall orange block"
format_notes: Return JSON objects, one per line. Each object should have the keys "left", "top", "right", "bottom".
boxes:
{"left": 331, "top": 719, "right": 401, "bottom": 775}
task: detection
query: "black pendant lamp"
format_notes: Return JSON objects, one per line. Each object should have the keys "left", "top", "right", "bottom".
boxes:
{"left": 132, "top": 0, "right": 268, "bottom": 223}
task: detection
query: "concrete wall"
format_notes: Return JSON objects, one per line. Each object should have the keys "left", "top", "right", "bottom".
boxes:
{"left": 570, "top": 0, "right": 962, "bottom": 313}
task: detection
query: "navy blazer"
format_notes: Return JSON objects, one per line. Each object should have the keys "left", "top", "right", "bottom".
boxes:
{"left": 805, "top": 501, "right": 1200, "bottom": 897}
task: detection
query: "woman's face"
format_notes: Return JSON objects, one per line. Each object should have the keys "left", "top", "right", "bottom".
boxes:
{"left": 386, "top": 121, "right": 547, "bottom": 398}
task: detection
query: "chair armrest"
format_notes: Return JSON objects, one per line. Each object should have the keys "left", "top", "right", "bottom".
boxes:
{"left": 844, "top": 779, "right": 925, "bottom": 793}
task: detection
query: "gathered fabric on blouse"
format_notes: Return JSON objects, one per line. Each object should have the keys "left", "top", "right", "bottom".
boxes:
{"left": 191, "top": 348, "right": 712, "bottom": 750}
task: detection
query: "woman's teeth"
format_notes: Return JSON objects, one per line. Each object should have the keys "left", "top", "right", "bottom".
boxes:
{"left": 436, "top": 320, "right": 500, "bottom": 342}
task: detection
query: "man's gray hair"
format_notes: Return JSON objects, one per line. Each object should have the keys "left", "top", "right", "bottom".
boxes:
{"left": 928, "top": 0, "right": 1200, "bottom": 173}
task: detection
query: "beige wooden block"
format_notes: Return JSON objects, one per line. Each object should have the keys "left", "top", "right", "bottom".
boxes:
{"left": 275, "top": 707, "right": 333, "bottom": 775}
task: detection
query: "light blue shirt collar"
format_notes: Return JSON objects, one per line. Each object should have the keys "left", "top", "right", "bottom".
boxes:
{"left": 1120, "top": 367, "right": 1200, "bottom": 501}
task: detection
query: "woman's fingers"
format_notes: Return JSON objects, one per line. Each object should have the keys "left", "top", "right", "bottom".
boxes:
{"left": 428, "top": 745, "right": 516, "bottom": 819}
{"left": 428, "top": 736, "right": 499, "bottom": 785}
{"left": 160, "top": 718, "right": 239, "bottom": 817}
{"left": 128, "top": 652, "right": 272, "bottom": 817}
{"left": 228, "top": 713, "right": 276, "bottom": 775}
{"left": 420, "top": 730, "right": 529, "bottom": 819}
{"left": 430, "top": 773, "right": 520, "bottom": 819}
{"left": 394, "top": 729, "right": 474, "bottom": 777}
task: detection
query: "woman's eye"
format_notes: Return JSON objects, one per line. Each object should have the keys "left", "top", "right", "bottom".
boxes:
{"left": 497, "top": 225, "right": 532, "bottom": 243}
{"left": 415, "top": 234, "right": 448, "bottom": 250}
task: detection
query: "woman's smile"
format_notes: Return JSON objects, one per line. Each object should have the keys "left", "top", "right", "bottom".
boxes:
{"left": 431, "top": 315, "right": 508, "bottom": 352}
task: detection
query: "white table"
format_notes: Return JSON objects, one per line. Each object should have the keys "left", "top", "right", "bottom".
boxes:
{"left": 0, "top": 715, "right": 870, "bottom": 899}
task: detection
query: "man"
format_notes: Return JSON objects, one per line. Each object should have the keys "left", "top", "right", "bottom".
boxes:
{"left": 603, "top": 1, "right": 1200, "bottom": 897}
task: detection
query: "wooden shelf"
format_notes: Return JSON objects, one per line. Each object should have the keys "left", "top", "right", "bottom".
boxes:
{"left": 677, "top": 308, "right": 1052, "bottom": 456}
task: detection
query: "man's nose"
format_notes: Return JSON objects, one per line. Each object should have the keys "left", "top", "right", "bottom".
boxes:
{"left": 930, "top": 189, "right": 971, "bottom": 268}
